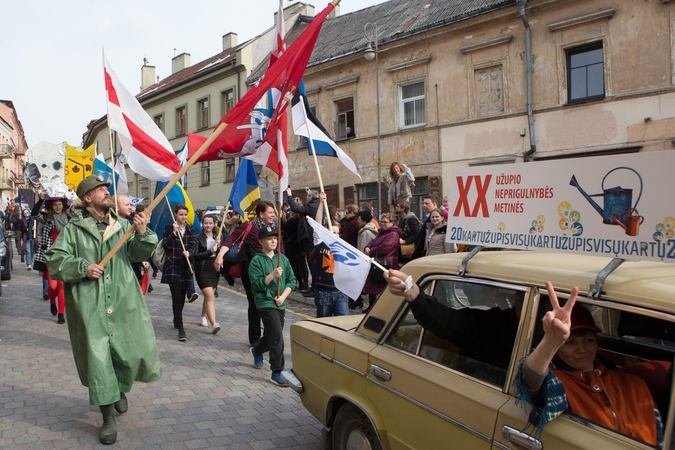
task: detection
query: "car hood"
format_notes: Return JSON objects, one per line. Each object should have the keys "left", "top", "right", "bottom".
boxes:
{"left": 301, "top": 315, "right": 363, "bottom": 331}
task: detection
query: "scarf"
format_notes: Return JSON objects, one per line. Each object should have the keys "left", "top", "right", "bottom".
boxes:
{"left": 53, "top": 213, "right": 69, "bottom": 232}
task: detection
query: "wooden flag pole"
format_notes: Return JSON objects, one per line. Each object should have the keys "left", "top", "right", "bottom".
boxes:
{"left": 102, "top": 48, "right": 119, "bottom": 216}
{"left": 215, "top": 201, "right": 231, "bottom": 241}
{"left": 164, "top": 196, "right": 194, "bottom": 274}
{"left": 300, "top": 97, "right": 331, "bottom": 229}
{"left": 99, "top": 122, "right": 230, "bottom": 267}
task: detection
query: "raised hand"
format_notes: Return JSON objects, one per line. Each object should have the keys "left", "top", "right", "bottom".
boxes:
{"left": 542, "top": 281, "right": 579, "bottom": 345}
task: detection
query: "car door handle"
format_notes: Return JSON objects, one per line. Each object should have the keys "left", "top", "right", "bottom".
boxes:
{"left": 502, "top": 426, "right": 542, "bottom": 450}
{"left": 370, "top": 364, "right": 392, "bottom": 381}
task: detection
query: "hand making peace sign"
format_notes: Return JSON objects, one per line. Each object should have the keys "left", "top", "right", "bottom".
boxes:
{"left": 542, "top": 281, "right": 579, "bottom": 345}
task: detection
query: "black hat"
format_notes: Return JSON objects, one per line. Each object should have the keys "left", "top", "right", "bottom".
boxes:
{"left": 76, "top": 175, "right": 111, "bottom": 200}
{"left": 258, "top": 225, "right": 278, "bottom": 240}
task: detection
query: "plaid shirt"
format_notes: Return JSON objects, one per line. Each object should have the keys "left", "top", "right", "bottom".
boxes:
{"left": 160, "top": 224, "right": 196, "bottom": 288}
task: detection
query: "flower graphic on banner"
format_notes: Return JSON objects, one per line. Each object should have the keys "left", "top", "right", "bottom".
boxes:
{"left": 654, "top": 217, "right": 675, "bottom": 241}
{"left": 558, "top": 201, "right": 583, "bottom": 236}
{"left": 529, "top": 215, "right": 545, "bottom": 234}
{"left": 498, "top": 222, "right": 506, "bottom": 232}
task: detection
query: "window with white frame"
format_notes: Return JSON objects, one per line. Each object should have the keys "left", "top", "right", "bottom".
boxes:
{"left": 225, "top": 158, "right": 235, "bottom": 181}
{"left": 400, "top": 81, "right": 426, "bottom": 128}
{"left": 335, "top": 98, "right": 354, "bottom": 140}
{"left": 198, "top": 98, "right": 209, "bottom": 129}
{"left": 201, "top": 161, "right": 210, "bottom": 186}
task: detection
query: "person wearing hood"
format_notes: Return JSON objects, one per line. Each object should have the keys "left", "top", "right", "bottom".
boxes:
{"left": 32, "top": 191, "right": 72, "bottom": 324}
{"left": 357, "top": 210, "right": 378, "bottom": 253}
{"left": 45, "top": 175, "right": 161, "bottom": 445}
{"left": 363, "top": 213, "right": 402, "bottom": 313}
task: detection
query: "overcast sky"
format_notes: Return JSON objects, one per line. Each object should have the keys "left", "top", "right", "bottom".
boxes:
{"left": 2, "top": 0, "right": 387, "bottom": 149}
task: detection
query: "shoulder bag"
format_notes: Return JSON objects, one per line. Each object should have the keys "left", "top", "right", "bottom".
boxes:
{"left": 224, "top": 222, "right": 254, "bottom": 263}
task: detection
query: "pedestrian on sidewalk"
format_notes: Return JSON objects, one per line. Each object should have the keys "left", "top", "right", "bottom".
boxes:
{"left": 45, "top": 175, "right": 162, "bottom": 445}
{"left": 32, "top": 191, "right": 71, "bottom": 324}
{"left": 161, "top": 204, "right": 197, "bottom": 342}
{"left": 194, "top": 214, "right": 221, "bottom": 334}
{"left": 17, "top": 208, "right": 35, "bottom": 269}
{"left": 248, "top": 225, "right": 295, "bottom": 386}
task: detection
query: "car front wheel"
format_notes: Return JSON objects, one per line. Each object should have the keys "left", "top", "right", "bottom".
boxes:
{"left": 332, "top": 403, "right": 382, "bottom": 450}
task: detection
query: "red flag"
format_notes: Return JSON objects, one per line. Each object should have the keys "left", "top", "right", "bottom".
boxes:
{"left": 189, "top": 2, "right": 335, "bottom": 166}
{"left": 247, "top": 0, "right": 289, "bottom": 202}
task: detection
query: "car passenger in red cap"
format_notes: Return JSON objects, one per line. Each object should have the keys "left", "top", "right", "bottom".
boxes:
{"left": 518, "top": 282, "right": 661, "bottom": 446}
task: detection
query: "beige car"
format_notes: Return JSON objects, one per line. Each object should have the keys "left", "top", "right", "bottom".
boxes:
{"left": 282, "top": 251, "right": 675, "bottom": 450}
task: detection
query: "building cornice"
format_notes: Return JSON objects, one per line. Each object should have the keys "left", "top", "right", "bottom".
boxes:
{"left": 386, "top": 56, "right": 433, "bottom": 72}
{"left": 324, "top": 75, "right": 360, "bottom": 90}
{"left": 459, "top": 35, "right": 513, "bottom": 54}
{"left": 547, "top": 8, "right": 617, "bottom": 31}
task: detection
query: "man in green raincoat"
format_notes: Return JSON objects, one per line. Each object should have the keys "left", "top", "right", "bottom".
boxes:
{"left": 45, "top": 175, "right": 162, "bottom": 445}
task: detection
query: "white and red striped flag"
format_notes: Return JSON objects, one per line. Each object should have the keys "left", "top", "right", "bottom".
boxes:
{"left": 246, "top": 0, "right": 289, "bottom": 202}
{"left": 104, "top": 56, "right": 181, "bottom": 181}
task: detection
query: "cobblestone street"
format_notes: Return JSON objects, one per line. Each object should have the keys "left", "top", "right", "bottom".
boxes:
{"left": 0, "top": 250, "right": 329, "bottom": 449}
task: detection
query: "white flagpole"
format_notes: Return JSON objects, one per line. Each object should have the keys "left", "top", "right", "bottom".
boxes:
{"left": 300, "top": 96, "right": 331, "bottom": 229}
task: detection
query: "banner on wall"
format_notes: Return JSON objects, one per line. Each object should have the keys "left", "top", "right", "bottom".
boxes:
{"left": 447, "top": 151, "right": 675, "bottom": 263}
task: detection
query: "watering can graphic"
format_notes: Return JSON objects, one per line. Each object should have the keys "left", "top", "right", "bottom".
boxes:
{"left": 569, "top": 167, "right": 644, "bottom": 236}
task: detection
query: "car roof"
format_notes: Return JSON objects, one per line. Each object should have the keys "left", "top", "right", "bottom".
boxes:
{"left": 404, "top": 251, "right": 675, "bottom": 311}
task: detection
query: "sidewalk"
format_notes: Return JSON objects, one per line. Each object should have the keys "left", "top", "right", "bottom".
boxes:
{"left": 0, "top": 251, "right": 323, "bottom": 449}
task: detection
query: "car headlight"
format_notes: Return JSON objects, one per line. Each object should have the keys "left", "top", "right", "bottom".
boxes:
{"left": 0, "top": 247, "right": 6, "bottom": 257}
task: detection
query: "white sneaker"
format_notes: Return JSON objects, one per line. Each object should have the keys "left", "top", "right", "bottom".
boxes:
{"left": 200, "top": 317, "right": 209, "bottom": 327}
{"left": 212, "top": 323, "right": 221, "bottom": 335}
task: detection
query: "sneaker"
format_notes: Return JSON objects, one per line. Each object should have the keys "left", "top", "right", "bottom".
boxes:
{"left": 270, "top": 371, "right": 288, "bottom": 387}
{"left": 27, "top": 266, "right": 32, "bottom": 271}
{"left": 178, "top": 328, "right": 187, "bottom": 341}
{"left": 212, "top": 323, "right": 221, "bottom": 335}
{"left": 188, "top": 293, "right": 199, "bottom": 303}
{"left": 50, "top": 303, "right": 57, "bottom": 316}
{"left": 250, "top": 347, "right": 263, "bottom": 369}
{"left": 200, "top": 317, "right": 209, "bottom": 327}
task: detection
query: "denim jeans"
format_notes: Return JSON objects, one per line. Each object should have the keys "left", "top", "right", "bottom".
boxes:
{"left": 315, "top": 290, "right": 349, "bottom": 317}
{"left": 24, "top": 239, "right": 33, "bottom": 266}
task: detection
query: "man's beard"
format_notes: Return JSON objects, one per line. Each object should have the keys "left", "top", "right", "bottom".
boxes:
{"left": 93, "top": 198, "right": 114, "bottom": 213}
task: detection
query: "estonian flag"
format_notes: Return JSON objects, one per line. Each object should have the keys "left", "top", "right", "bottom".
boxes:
{"left": 291, "top": 85, "right": 361, "bottom": 181}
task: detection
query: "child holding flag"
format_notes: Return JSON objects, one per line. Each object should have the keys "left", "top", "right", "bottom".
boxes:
{"left": 248, "top": 225, "right": 295, "bottom": 387}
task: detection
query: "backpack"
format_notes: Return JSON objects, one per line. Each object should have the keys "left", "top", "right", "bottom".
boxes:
{"left": 152, "top": 239, "right": 166, "bottom": 269}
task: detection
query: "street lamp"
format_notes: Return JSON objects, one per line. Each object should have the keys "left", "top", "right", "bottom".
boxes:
{"left": 364, "top": 22, "right": 381, "bottom": 219}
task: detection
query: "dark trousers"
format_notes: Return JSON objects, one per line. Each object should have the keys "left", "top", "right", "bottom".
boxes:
{"left": 301, "top": 239, "right": 316, "bottom": 288}
{"left": 169, "top": 283, "right": 187, "bottom": 328}
{"left": 241, "top": 263, "right": 261, "bottom": 346}
{"left": 253, "top": 308, "right": 285, "bottom": 372}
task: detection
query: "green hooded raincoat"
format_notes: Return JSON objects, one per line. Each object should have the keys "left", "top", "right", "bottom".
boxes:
{"left": 45, "top": 210, "right": 162, "bottom": 405}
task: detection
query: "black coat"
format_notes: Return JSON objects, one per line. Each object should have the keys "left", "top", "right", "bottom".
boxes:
{"left": 287, "top": 195, "right": 319, "bottom": 243}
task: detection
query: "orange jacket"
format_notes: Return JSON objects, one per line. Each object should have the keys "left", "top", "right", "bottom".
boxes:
{"left": 552, "top": 362, "right": 657, "bottom": 445}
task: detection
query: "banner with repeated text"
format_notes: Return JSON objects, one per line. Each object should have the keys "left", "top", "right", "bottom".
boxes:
{"left": 447, "top": 151, "right": 675, "bottom": 262}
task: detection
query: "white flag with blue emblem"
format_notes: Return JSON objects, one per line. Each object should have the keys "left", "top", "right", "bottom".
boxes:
{"left": 308, "top": 218, "right": 371, "bottom": 300}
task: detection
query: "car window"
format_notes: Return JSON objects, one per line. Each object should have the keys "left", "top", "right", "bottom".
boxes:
{"left": 533, "top": 296, "right": 675, "bottom": 443}
{"left": 384, "top": 278, "right": 526, "bottom": 388}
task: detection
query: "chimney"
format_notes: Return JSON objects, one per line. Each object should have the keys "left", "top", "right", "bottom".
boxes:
{"left": 276, "top": 2, "right": 314, "bottom": 23}
{"left": 222, "top": 32, "right": 238, "bottom": 51}
{"left": 171, "top": 53, "right": 191, "bottom": 74}
{"left": 141, "top": 63, "right": 156, "bottom": 90}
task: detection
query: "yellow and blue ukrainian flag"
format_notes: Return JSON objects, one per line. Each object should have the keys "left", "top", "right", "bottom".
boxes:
{"left": 229, "top": 159, "right": 260, "bottom": 222}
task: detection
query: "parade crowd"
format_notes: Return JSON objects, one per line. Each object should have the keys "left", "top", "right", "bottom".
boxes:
{"left": 2, "top": 161, "right": 463, "bottom": 444}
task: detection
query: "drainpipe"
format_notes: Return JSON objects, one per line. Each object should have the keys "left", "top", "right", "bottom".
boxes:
{"left": 517, "top": 0, "right": 537, "bottom": 161}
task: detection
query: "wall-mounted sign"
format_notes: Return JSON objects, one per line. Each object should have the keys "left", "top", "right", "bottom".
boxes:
{"left": 448, "top": 151, "right": 674, "bottom": 262}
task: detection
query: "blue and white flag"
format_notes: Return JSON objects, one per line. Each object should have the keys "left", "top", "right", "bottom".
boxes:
{"left": 177, "top": 141, "right": 188, "bottom": 186}
{"left": 292, "top": 87, "right": 361, "bottom": 181}
{"left": 308, "top": 217, "right": 370, "bottom": 299}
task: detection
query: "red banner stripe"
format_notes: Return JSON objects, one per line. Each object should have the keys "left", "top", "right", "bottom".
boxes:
{"left": 123, "top": 114, "right": 182, "bottom": 172}
{"left": 104, "top": 69, "right": 121, "bottom": 107}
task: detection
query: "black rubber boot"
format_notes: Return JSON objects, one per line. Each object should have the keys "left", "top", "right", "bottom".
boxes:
{"left": 114, "top": 392, "right": 128, "bottom": 414}
{"left": 99, "top": 404, "right": 117, "bottom": 445}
